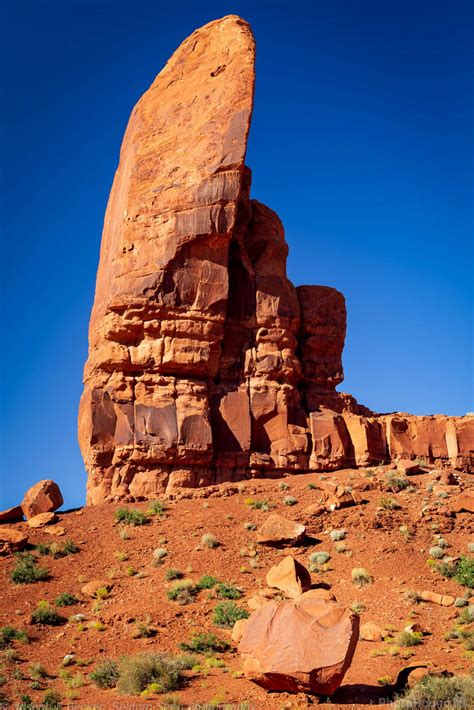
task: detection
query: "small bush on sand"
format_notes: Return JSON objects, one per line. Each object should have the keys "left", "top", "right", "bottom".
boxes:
{"left": 29, "top": 663, "right": 47, "bottom": 680}
{"left": 351, "top": 568, "right": 373, "bottom": 587}
{"left": 396, "top": 673, "right": 474, "bottom": 710}
{"left": 166, "top": 580, "right": 197, "bottom": 605}
{"left": 454, "top": 556, "right": 474, "bottom": 589}
{"left": 0, "top": 626, "right": 28, "bottom": 648}
{"left": 10, "top": 554, "right": 49, "bottom": 584}
{"left": 165, "top": 568, "right": 182, "bottom": 581}
{"left": 244, "top": 498, "right": 272, "bottom": 511}
{"left": 379, "top": 496, "right": 401, "bottom": 510}
{"left": 117, "top": 653, "right": 195, "bottom": 695}
{"left": 115, "top": 508, "right": 148, "bottom": 526}
{"left": 243, "top": 522, "right": 256, "bottom": 531}
{"left": 329, "top": 529, "right": 347, "bottom": 542}
{"left": 147, "top": 500, "right": 165, "bottom": 517}
{"left": 309, "top": 551, "right": 331, "bottom": 566}
{"left": 283, "top": 496, "right": 297, "bottom": 506}
{"left": 384, "top": 472, "right": 410, "bottom": 492}
{"left": 31, "top": 601, "right": 66, "bottom": 626}
{"left": 42, "top": 689, "right": 61, "bottom": 708}
{"left": 216, "top": 583, "right": 243, "bottom": 600}
{"left": 55, "top": 593, "right": 78, "bottom": 608}
{"left": 179, "top": 632, "right": 230, "bottom": 655}
{"left": 201, "top": 533, "right": 219, "bottom": 549}
{"left": 429, "top": 546, "right": 445, "bottom": 559}
{"left": 395, "top": 630, "right": 423, "bottom": 647}
{"left": 89, "top": 659, "right": 119, "bottom": 689}
{"left": 196, "top": 575, "right": 218, "bottom": 590}
{"left": 213, "top": 602, "right": 249, "bottom": 628}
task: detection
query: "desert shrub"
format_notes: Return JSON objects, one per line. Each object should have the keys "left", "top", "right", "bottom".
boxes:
{"left": 179, "top": 632, "right": 231, "bottom": 655}
{"left": 243, "top": 522, "right": 256, "bottom": 531}
{"left": 396, "top": 673, "right": 474, "bottom": 709}
{"left": 329, "top": 529, "right": 347, "bottom": 542}
{"left": 147, "top": 500, "right": 165, "bottom": 517}
{"left": 115, "top": 508, "right": 148, "bottom": 526}
{"left": 384, "top": 472, "right": 410, "bottom": 492}
{"left": 31, "top": 601, "right": 66, "bottom": 626}
{"left": 55, "top": 593, "right": 78, "bottom": 608}
{"left": 201, "top": 533, "right": 219, "bottom": 548}
{"left": 429, "top": 546, "right": 445, "bottom": 559}
{"left": 115, "top": 550, "right": 128, "bottom": 561}
{"left": 133, "top": 619, "right": 156, "bottom": 639}
{"left": 119, "top": 526, "right": 132, "bottom": 540}
{"left": 165, "top": 568, "right": 182, "bottom": 581}
{"left": 278, "top": 482, "right": 289, "bottom": 491}
{"left": 454, "top": 597, "right": 468, "bottom": 608}
{"left": 350, "top": 602, "right": 366, "bottom": 615}
{"left": 42, "top": 689, "right": 61, "bottom": 708}
{"left": 55, "top": 540, "right": 79, "bottom": 558}
{"left": 10, "top": 553, "right": 49, "bottom": 584}
{"left": 395, "top": 630, "right": 423, "bottom": 647}
{"left": 457, "top": 606, "right": 474, "bottom": 625}
{"left": 29, "top": 662, "right": 47, "bottom": 680}
{"left": 244, "top": 498, "right": 272, "bottom": 511}
{"left": 166, "top": 579, "right": 197, "bottom": 605}
{"left": 283, "top": 496, "right": 297, "bottom": 506}
{"left": 307, "top": 482, "right": 317, "bottom": 490}
{"left": 213, "top": 602, "right": 249, "bottom": 628}
{"left": 309, "top": 551, "right": 331, "bottom": 566}
{"left": 403, "top": 589, "right": 423, "bottom": 604}
{"left": 117, "top": 653, "right": 194, "bottom": 695}
{"left": 435, "top": 537, "right": 448, "bottom": 548}
{"left": 216, "top": 583, "right": 243, "bottom": 600}
{"left": 89, "top": 659, "right": 119, "bottom": 688}
{"left": 0, "top": 626, "right": 28, "bottom": 648}
{"left": 379, "top": 496, "right": 401, "bottom": 510}
{"left": 153, "top": 548, "right": 168, "bottom": 565}
{"left": 454, "top": 556, "right": 474, "bottom": 588}
{"left": 351, "top": 568, "right": 373, "bottom": 587}
{"left": 196, "top": 575, "right": 218, "bottom": 590}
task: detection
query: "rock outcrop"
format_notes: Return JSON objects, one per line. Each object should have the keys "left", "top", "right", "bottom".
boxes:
{"left": 79, "top": 15, "right": 474, "bottom": 504}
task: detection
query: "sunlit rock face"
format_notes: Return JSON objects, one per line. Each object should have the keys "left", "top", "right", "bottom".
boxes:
{"left": 79, "top": 15, "right": 473, "bottom": 504}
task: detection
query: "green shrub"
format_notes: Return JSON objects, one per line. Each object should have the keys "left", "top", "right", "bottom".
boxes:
{"left": 213, "top": 602, "right": 249, "bottom": 628}
{"left": 89, "top": 659, "right": 119, "bottom": 688}
{"left": 165, "top": 568, "right": 182, "bottom": 581}
{"left": 166, "top": 579, "right": 197, "bottom": 605}
{"left": 147, "top": 500, "right": 165, "bottom": 517}
{"left": 379, "top": 496, "right": 401, "bottom": 510}
{"left": 29, "top": 663, "right": 47, "bottom": 680}
{"left": 117, "top": 653, "right": 194, "bottom": 695}
{"left": 10, "top": 554, "right": 50, "bottom": 584}
{"left": 196, "top": 575, "right": 218, "bottom": 590}
{"left": 0, "top": 626, "right": 28, "bottom": 648}
{"left": 43, "top": 689, "right": 61, "bottom": 708}
{"left": 351, "top": 568, "right": 373, "bottom": 587}
{"left": 115, "top": 508, "right": 148, "bottom": 526}
{"left": 31, "top": 601, "right": 66, "bottom": 626}
{"left": 454, "top": 556, "right": 474, "bottom": 588}
{"left": 216, "top": 583, "right": 243, "bottom": 600}
{"left": 309, "top": 551, "right": 331, "bottom": 566}
{"left": 384, "top": 472, "right": 410, "bottom": 492}
{"left": 55, "top": 593, "right": 78, "bottom": 607}
{"left": 395, "top": 630, "right": 423, "bottom": 647}
{"left": 329, "top": 529, "right": 347, "bottom": 542}
{"left": 179, "top": 632, "right": 231, "bottom": 655}
{"left": 396, "top": 673, "right": 474, "bottom": 709}
{"left": 244, "top": 498, "right": 272, "bottom": 511}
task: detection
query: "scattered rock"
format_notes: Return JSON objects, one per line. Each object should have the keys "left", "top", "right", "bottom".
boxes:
{"left": 304, "top": 504, "right": 326, "bottom": 517}
{"left": 266, "top": 556, "right": 311, "bottom": 598}
{"left": 420, "top": 590, "right": 454, "bottom": 606}
{"left": 452, "top": 490, "right": 474, "bottom": 513}
{"left": 239, "top": 595, "right": 359, "bottom": 695}
{"left": 27, "top": 512, "right": 58, "bottom": 528}
{"left": 397, "top": 460, "right": 421, "bottom": 476}
{"left": 21, "top": 480, "right": 63, "bottom": 520}
{"left": 0, "top": 505, "right": 23, "bottom": 524}
{"left": 257, "top": 514, "right": 305, "bottom": 546}
{"left": 44, "top": 524, "right": 66, "bottom": 536}
{"left": 360, "top": 621, "right": 384, "bottom": 642}
{"left": 81, "top": 580, "right": 113, "bottom": 598}
{"left": 436, "top": 470, "right": 458, "bottom": 486}
{"left": 0, "top": 528, "right": 29, "bottom": 554}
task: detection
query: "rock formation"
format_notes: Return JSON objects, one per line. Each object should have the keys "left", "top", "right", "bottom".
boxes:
{"left": 79, "top": 15, "right": 474, "bottom": 504}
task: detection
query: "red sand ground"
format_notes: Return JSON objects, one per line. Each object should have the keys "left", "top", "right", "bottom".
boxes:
{"left": 0, "top": 466, "right": 472, "bottom": 709}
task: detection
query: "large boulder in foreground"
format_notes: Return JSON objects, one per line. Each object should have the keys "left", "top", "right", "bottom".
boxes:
{"left": 21, "top": 480, "right": 63, "bottom": 520}
{"left": 239, "top": 594, "right": 359, "bottom": 695}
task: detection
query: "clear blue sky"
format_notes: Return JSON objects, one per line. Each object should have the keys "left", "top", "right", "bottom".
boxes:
{"left": 1, "top": 0, "right": 472, "bottom": 510}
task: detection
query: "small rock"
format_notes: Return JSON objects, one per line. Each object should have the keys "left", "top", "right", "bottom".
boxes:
{"left": 420, "top": 590, "right": 454, "bottom": 606}
{"left": 257, "top": 514, "right": 305, "bottom": 546}
{"left": 266, "top": 556, "right": 311, "bottom": 598}
{"left": 21, "top": 480, "right": 63, "bottom": 520}
{"left": 397, "top": 459, "right": 421, "bottom": 475}
{"left": 44, "top": 524, "right": 66, "bottom": 536}
{"left": 0, "top": 528, "right": 29, "bottom": 554}
{"left": 27, "top": 512, "right": 58, "bottom": 528}
{"left": 360, "top": 621, "right": 384, "bottom": 642}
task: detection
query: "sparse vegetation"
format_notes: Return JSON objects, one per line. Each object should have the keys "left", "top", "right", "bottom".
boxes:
{"left": 213, "top": 602, "right": 249, "bottom": 628}
{"left": 29, "top": 663, "right": 47, "bottom": 680}
{"left": 384, "top": 472, "right": 410, "bottom": 492}
{"left": 166, "top": 579, "right": 197, "bottom": 605}
{"left": 379, "top": 496, "right": 401, "bottom": 510}
{"left": 243, "top": 522, "right": 256, "bottom": 531}
{"left": 0, "top": 626, "right": 28, "bottom": 648}
{"left": 179, "top": 632, "right": 231, "bottom": 655}
{"left": 201, "top": 533, "right": 219, "bottom": 549}
{"left": 165, "top": 568, "right": 183, "bottom": 581}
{"left": 454, "top": 556, "right": 474, "bottom": 588}
{"left": 216, "top": 582, "right": 243, "bottom": 600}
{"left": 403, "top": 589, "right": 423, "bottom": 604}
{"left": 89, "top": 659, "right": 119, "bottom": 689}
{"left": 115, "top": 508, "right": 148, "bottom": 526}
{"left": 278, "top": 482, "right": 289, "bottom": 491}
{"left": 351, "top": 568, "right": 373, "bottom": 587}
{"left": 115, "top": 550, "right": 128, "bottom": 562}
{"left": 309, "top": 551, "right": 331, "bottom": 566}
{"left": 196, "top": 575, "right": 218, "bottom": 590}
{"left": 117, "top": 653, "right": 195, "bottom": 695}
{"left": 55, "top": 593, "right": 78, "bottom": 608}
{"left": 31, "top": 601, "right": 66, "bottom": 626}
{"left": 329, "top": 529, "right": 347, "bottom": 541}
{"left": 283, "top": 495, "right": 297, "bottom": 506}
{"left": 429, "top": 546, "right": 445, "bottom": 559}
{"left": 395, "top": 630, "right": 423, "bottom": 647}
{"left": 42, "top": 689, "right": 61, "bottom": 708}
{"left": 147, "top": 500, "right": 165, "bottom": 517}
{"left": 10, "top": 553, "right": 50, "bottom": 584}
{"left": 396, "top": 673, "right": 474, "bottom": 709}
{"left": 244, "top": 498, "right": 273, "bottom": 511}
{"left": 350, "top": 602, "right": 366, "bottom": 615}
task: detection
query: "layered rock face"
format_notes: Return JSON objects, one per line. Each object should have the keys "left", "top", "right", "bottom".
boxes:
{"left": 79, "top": 15, "right": 474, "bottom": 504}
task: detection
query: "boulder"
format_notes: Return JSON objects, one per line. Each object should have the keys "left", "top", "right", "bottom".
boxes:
{"left": 397, "top": 459, "right": 421, "bottom": 476}
{"left": 0, "top": 505, "right": 23, "bottom": 524}
{"left": 360, "top": 621, "right": 384, "bottom": 642}
{"left": 21, "top": 480, "right": 63, "bottom": 520}
{"left": 0, "top": 528, "right": 28, "bottom": 554}
{"left": 452, "top": 490, "right": 474, "bottom": 513}
{"left": 266, "top": 556, "right": 311, "bottom": 598}
{"left": 81, "top": 580, "right": 113, "bottom": 598}
{"left": 27, "top": 512, "right": 58, "bottom": 528}
{"left": 420, "top": 590, "right": 454, "bottom": 606}
{"left": 239, "top": 595, "right": 359, "bottom": 695}
{"left": 257, "top": 514, "right": 305, "bottom": 546}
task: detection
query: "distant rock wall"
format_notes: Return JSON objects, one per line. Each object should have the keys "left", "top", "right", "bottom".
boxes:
{"left": 79, "top": 15, "right": 473, "bottom": 504}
